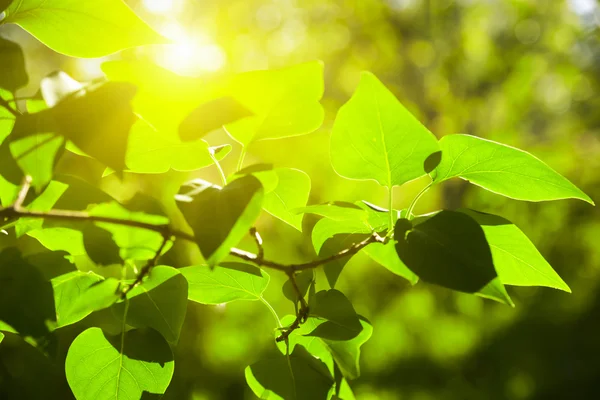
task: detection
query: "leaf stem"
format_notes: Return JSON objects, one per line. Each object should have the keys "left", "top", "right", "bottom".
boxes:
{"left": 406, "top": 182, "right": 433, "bottom": 219}
{"left": 236, "top": 147, "right": 247, "bottom": 172}
{"left": 388, "top": 186, "right": 394, "bottom": 231}
{"left": 209, "top": 151, "right": 227, "bottom": 186}
{"left": 259, "top": 296, "right": 282, "bottom": 329}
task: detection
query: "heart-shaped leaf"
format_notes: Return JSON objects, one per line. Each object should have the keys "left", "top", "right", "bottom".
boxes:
{"left": 51, "top": 271, "right": 104, "bottom": 328}
{"left": 66, "top": 327, "right": 174, "bottom": 400}
{"left": 0, "top": 36, "right": 28, "bottom": 92}
{"left": 176, "top": 175, "right": 264, "bottom": 265}
{"left": 307, "top": 290, "right": 362, "bottom": 341}
{"left": 394, "top": 210, "right": 497, "bottom": 293}
{"left": 330, "top": 72, "right": 439, "bottom": 189}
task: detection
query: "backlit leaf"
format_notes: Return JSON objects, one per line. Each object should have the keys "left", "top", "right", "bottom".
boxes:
{"left": 51, "top": 271, "right": 103, "bottom": 327}
{"left": 3, "top": 0, "right": 167, "bottom": 57}
{"left": 433, "top": 134, "right": 593, "bottom": 204}
{"left": 181, "top": 263, "right": 269, "bottom": 304}
{"left": 330, "top": 72, "right": 439, "bottom": 188}
{"left": 66, "top": 327, "right": 174, "bottom": 400}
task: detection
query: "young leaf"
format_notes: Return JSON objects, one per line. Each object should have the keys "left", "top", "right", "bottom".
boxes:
{"left": 225, "top": 61, "right": 325, "bottom": 146}
{"left": 112, "top": 266, "right": 188, "bottom": 343}
{"left": 0, "top": 36, "right": 28, "bottom": 92}
{"left": 65, "top": 328, "right": 174, "bottom": 400}
{"left": 176, "top": 175, "right": 264, "bottom": 266}
{"left": 51, "top": 271, "right": 104, "bottom": 328}
{"left": 459, "top": 208, "right": 570, "bottom": 292}
{"left": 181, "top": 263, "right": 269, "bottom": 304}
{"left": 125, "top": 118, "right": 232, "bottom": 174}
{"left": 394, "top": 211, "right": 497, "bottom": 293}
{"left": 330, "top": 72, "right": 439, "bottom": 188}
{"left": 245, "top": 345, "right": 334, "bottom": 400}
{"left": 3, "top": 0, "right": 167, "bottom": 57}
{"left": 433, "top": 134, "right": 594, "bottom": 204}
{"left": 308, "top": 290, "right": 362, "bottom": 341}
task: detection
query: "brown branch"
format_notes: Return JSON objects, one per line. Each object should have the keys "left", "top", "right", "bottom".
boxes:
{"left": 249, "top": 227, "right": 264, "bottom": 261}
{"left": 0, "top": 177, "right": 385, "bottom": 275}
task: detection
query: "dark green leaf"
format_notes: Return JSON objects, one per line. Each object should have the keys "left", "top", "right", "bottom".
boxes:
{"left": 283, "top": 270, "right": 314, "bottom": 303}
{"left": 394, "top": 211, "right": 497, "bottom": 293}
{"left": 65, "top": 328, "right": 174, "bottom": 400}
{"left": 82, "top": 222, "right": 123, "bottom": 266}
{"left": 245, "top": 345, "right": 334, "bottom": 400}
{"left": 113, "top": 266, "right": 188, "bottom": 343}
{"left": 0, "top": 36, "right": 28, "bottom": 92}
{"left": 181, "top": 263, "right": 269, "bottom": 304}
{"left": 177, "top": 175, "right": 264, "bottom": 266}
{"left": 179, "top": 96, "right": 253, "bottom": 141}
{"left": 307, "top": 290, "right": 362, "bottom": 341}
{"left": 0, "top": 0, "right": 13, "bottom": 13}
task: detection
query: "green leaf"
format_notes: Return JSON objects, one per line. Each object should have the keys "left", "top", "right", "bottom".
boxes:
{"left": 245, "top": 345, "right": 334, "bottom": 400}
{"left": 11, "top": 82, "right": 138, "bottom": 172}
{"left": 81, "top": 222, "right": 123, "bottom": 266}
{"left": 0, "top": 36, "right": 28, "bottom": 92}
{"left": 225, "top": 61, "right": 325, "bottom": 146}
{"left": 477, "top": 278, "right": 514, "bottom": 307}
{"left": 27, "top": 227, "right": 86, "bottom": 257}
{"left": 15, "top": 180, "right": 68, "bottom": 237}
{"left": 179, "top": 96, "right": 253, "bottom": 141}
{"left": 51, "top": 271, "right": 104, "bottom": 327}
{"left": 459, "top": 208, "right": 570, "bottom": 292}
{"left": 283, "top": 270, "right": 314, "bottom": 304}
{"left": 308, "top": 290, "right": 362, "bottom": 341}
{"left": 362, "top": 241, "right": 418, "bottom": 284}
{"left": 9, "top": 133, "right": 65, "bottom": 191}
{"left": 394, "top": 211, "right": 497, "bottom": 293}
{"left": 181, "top": 263, "right": 269, "bottom": 304}
{"left": 295, "top": 202, "right": 368, "bottom": 222}
{"left": 0, "top": 247, "right": 55, "bottom": 338}
{"left": 67, "top": 278, "right": 121, "bottom": 317}
{"left": 125, "top": 118, "right": 232, "bottom": 173}
{"left": 330, "top": 72, "right": 439, "bottom": 188}
{"left": 113, "top": 266, "right": 188, "bottom": 343}
{"left": 89, "top": 202, "right": 171, "bottom": 261}
{"left": 262, "top": 168, "right": 311, "bottom": 230}
{"left": 278, "top": 315, "right": 373, "bottom": 380}
{"left": 66, "top": 327, "right": 174, "bottom": 400}
{"left": 0, "top": 0, "right": 13, "bottom": 13}
{"left": 177, "top": 175, "right": 264, "bottom": 266}
{"left": 433, "top": 134, "right": 594, "bottom": 204}
{"left": 3, "top": 0, "right": 167, "bottom": 57}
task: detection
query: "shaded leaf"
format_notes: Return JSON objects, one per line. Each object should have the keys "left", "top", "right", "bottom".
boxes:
{"left": 283, "top": 270, "right": 314, "bottom": 304}
{"left": 245, "top": 345, "right": 333, "bottom": 400}
{"left": 65, "top": 328, "right": 174, "bottom": 400}
{"left": 176, "top": 175, "right": 264, "bottom": 266}
{"left": 433, "top": 134, "right": 593, "bottom": 204}
{"left": 459, "top": 208, "right": 570, "bottom": 291}
{"left": 82, "top": 222, "right": 122, "bottom": 266}
{"left": 113, "top": 266, "right": 188, "bottom": 343}
{"left": 181, "top": 263, "right": 269, "bottom": 304}
{"left": 330, "top": 72, "right": 439, "bottom": 188}
{"left": 394, "top": 211, "right": 497, "bottom": 293}
{"left": 0, "top": 36, "right": 28, "bottom": 92}
{"left": 307, "top": 290, "right": 362, "bottom": 341}
{"left": 3, "top": 0, "right": 167, "bottom": 57}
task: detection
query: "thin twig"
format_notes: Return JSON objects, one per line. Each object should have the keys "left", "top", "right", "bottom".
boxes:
{"left": 275, "top": 270, "right": 311, "bottom": 342}
{"left": 13, "top": 176, "right": 32, "bottom": 210}
{"left": 249, "top": 227, "right": 264, "bottom": 261}
{"left": 121, "top": 234, "right": 171, "bottom": 298}
{"left": 0, "top": 96, "right": 19, "bottom": 117}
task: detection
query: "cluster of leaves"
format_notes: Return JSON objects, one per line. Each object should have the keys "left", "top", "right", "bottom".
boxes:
{"left": 0, "top": 1, "right": 594, "bottom": 399}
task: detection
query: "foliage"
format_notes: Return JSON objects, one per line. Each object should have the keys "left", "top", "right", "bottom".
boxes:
{"left": 0, "top": 1, "right": 596, "bottom": 399}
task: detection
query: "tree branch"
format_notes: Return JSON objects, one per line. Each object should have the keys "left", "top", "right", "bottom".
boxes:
{"left": 121, "top": 233, "right": 171, "bottom": 298}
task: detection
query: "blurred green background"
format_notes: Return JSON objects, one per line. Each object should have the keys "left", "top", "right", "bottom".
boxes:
{"left": 2, "top": 0, "right": 600, "bottom": 399}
